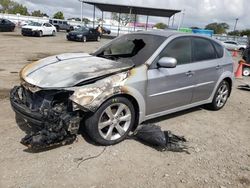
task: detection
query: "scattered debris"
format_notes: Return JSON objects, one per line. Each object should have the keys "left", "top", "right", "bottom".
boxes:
{"left": 132, "top": 124, "right": 189, "bottom": 153}
{"left": 238, "top": 177, "right": 250, "bottom": 186}
{"left": 75, "top": 147, "right": 107, "bottom": 168}
{"left": 10, "top": 71, "right": 18, "bottom": 74}
{"left": 238, "top": 84, "right": 250, "bottom": 91}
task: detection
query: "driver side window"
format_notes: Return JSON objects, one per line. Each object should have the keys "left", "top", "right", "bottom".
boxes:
{"left": 160, "top": 37, "right": 192, "bottom": 65}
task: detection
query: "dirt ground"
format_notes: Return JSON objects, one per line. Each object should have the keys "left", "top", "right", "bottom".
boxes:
{"left": 0, "top": 30, "right": 250, "bottom": 188}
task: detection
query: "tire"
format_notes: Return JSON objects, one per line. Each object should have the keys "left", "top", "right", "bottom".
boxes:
{"left": 243, "top": 67, "right": 250, "bottom": 76}
{"left": 38, "top": 31, "right": 43, "bottom": 37}
{"left": 52, "top": 30, "right": 56, "bottom": 36}
{"left": 85, "top": 97, "right": 135, "bottom": 145}
{"left": 206, "top": 80, "right": 230, "bottom": 111}
{"left": 82, "top": 36, "right": 87, "bottom": 43}
{"left": 97, "top": 35, "right": 101, "bottom": 42}
{"left": 55, "top": 26, "right": 59, "bottom": 32}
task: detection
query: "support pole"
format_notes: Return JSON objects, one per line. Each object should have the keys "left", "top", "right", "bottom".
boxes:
{"left": 101, "top": 11, "right": 104, "bottom": 27}
{"left": 134, "top": 14, "right": 137, "bottom": 32}
{"left": 172, "top": 14, "right": 175, "bottom": 27}
{"left": 80, "top": 1, "right": 83, "bottom": 22}
{"left": 117, "top": 12, "right": 121, "bottom": 36}
{"left": 93, "top": 5, "right": 96, "bottom": 28}
{"left": 145, "top": 15, "right": 149, "bottom": 30}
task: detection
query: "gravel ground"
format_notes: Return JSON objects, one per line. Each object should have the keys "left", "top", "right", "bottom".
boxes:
{"left": 0, "top": 30, "right": 250, "bottom": 188}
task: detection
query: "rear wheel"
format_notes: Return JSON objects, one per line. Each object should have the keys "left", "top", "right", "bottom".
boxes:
{"left": 85, "top": 97, "right": 135, "bottom": 145}
{"left": 243, "top": 67, "right": 250, "bottom": 76}
{"left": 206, "top": 80, "right": 230, "bottom": 111}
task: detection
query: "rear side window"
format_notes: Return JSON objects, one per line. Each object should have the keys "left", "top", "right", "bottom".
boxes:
{"left": 212, "top": 41, "right": 224, "bottom": 58}
{"left": 160, "top": 37, "right": 192, "bottom": 65}
{"left": 192, "top": 37, "right": 217, "bottom": 62}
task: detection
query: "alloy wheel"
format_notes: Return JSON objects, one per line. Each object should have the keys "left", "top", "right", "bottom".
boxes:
{"left": 98, "top": 103, "right": 132, "bottom": 141}
{"left": 215, "top": 83, "right": 229, "bottom": 108}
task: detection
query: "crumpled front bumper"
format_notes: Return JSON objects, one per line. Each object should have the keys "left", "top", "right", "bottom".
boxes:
{"left": 10, "top": 86, "right": 44, "bottom": 128}
{"left": 10, "top": 86, "right": 81, "bottom": 149}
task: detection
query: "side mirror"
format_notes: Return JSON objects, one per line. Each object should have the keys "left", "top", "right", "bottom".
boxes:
{"left": 157, "top": 57, "right": 177, "bottom": 68}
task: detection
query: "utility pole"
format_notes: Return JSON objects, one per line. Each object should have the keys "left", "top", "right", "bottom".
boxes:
{"left": 234, "top": 18, "right": 239, "bottom": 31}
{"left": 79, "top": 0, "right": 84, "bottom": 22}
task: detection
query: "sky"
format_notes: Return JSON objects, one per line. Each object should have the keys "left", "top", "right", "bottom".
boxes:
{"left": 15, "top": 0, "right": 250, "bottom": 30}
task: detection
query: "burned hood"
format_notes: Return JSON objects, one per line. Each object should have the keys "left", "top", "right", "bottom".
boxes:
{"left": 21, "top": 53, "right": 134, "bottom": 88}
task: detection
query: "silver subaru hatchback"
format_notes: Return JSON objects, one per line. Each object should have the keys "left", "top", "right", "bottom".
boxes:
{"left": 10, "top": 30, "right": 234, "bottom": 148}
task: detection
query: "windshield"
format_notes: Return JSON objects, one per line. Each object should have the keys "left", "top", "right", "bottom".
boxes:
{"left": 75, "top": 27, "right": 89, "bottom": 32}
{"left": 93, "top": 34, "right": 166, "bottom": 67}
{"left": 28, "top": 22, "right": 42, "bottom": 26}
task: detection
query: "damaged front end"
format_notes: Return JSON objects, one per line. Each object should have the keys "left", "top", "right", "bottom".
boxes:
{"left": 10, "top": 85, "right": 81, "bottom": 149}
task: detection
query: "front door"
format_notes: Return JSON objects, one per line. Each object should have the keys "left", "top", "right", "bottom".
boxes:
{"left": 146, "top": 37, "right": 195, "bottom": 116}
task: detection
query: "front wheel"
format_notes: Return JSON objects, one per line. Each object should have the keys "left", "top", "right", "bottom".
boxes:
{"left": 52, "top": 30, "right": 56, "bottom": 36}
{"left": 206, "top": 80, "right": 230, "bottom": 111}
{"left": 38, "top": 31, "right": 43, "bottom": 37}
{"left": 85, "top": 97, "right": 135, "bottom": 145}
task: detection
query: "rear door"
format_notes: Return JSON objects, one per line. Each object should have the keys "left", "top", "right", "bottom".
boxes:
{"left": 146, "top": 37, "right": 195, "bottom": 115}
{"left": 191, "top": 37, "right": 223, "bottom": 102}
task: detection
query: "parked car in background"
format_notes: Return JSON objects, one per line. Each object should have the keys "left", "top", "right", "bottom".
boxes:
{"left": 0, "top": 19, "right": 15, "bottom": 32}
{"left": 49, "top": 19, "right": 73, "bottom": 32}
{"left": 22, "top": 22, "right": 56, "bottom": 37}
{"left": 102, "top": 27, "right": 111, "bottom": 34}
{"left": 223, "top": 41, "right": 247, "bottom": 53}
{"left": 10, "top": 31, "right": 234, "bottom": 148}
{"left": 66, "top": 27, "right": 101, "bottom": 42}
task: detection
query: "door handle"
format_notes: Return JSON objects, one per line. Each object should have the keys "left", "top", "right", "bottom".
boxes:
{"left": 186, "top": 71, "right": 194, "bottom": 77}
{"left": 216, "top": 65, "right": 221, "bottom": 70}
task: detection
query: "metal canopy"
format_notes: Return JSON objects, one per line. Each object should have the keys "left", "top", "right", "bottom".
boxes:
{"left": 83, "top": 0, "right": 181, "bottom": 18}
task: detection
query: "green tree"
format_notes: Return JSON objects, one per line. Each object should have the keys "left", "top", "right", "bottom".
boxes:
{"left": 31, "top": 10, "right": 48, "bottom": 17}
{"left": 0, "top": 0, "right": 29, "bottom": 15}
{"left": 154, "top": 22, "right": 167, "bottom": 29}
{"left": 82, "top": 17, "right": 90, "bottom": 25}
{"left": 240, "top": 29, "right": 250, "bottom": 36}
{"left": 111, "top": 12, "right": 136, "bottom": 26}
{"left": 205, "top": 22, "right": 229, "bottom": 34}
{"left": 53, "top": 11, "right": 64, "bottom": 20}
{"left": 228, "top": 30, "right": 241, "bottom": 36}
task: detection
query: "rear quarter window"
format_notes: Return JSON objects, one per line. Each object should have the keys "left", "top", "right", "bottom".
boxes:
{"left": 192, "top": 37, "right": 217, "bottom": 62}
{"left": 212, "top": 41, "right": 224, "bottom": 58}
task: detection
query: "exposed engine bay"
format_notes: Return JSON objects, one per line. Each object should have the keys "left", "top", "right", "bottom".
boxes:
{"left": 10, "top": 86, "right": 81, "bottom": 149}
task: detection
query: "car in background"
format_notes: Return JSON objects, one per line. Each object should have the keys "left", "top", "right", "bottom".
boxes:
{"left": 223, "top": 41, "right": 247, "bottom": 53}
{"left": 10, "top": 31, "right": 234, "bottom": 148}
{"left": 66, "top": 27, "right": 101, "bottom": 42}
{"left": 0, "top": 19, "right": 15, "bottom": 32}
{"left": 22, "top": 22, "right": 57, "bottom": 37}
{"left": 49, "top": 19, "right": 73, "bottom": 32}
{"left": 102, "top": 27, "right": 111, "bottom": 35}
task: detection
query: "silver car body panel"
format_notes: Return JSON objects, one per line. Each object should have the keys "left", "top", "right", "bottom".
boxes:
{"left": 20, "top": 31, "right": 234, "bottom": 125}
